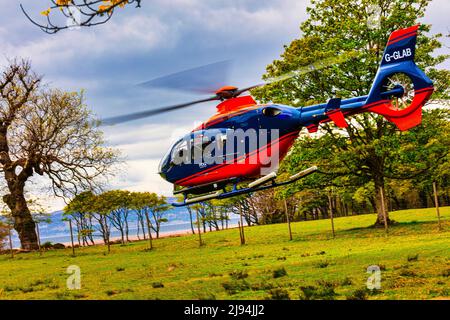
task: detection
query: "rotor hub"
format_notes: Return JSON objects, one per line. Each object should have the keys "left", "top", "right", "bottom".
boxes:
{"left": 215, "top": 86, "right": 239, "bottom": 100}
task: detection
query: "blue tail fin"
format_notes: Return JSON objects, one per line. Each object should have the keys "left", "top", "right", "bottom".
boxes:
{"left": 365, "top": 25, "right": 434, "bottom": 130}
{"left": 380, "top": 25, "right": 418, "bottom": 66}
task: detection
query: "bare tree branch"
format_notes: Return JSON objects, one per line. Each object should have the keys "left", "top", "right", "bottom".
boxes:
{"left": 20, "top": 0, "right": 142, "bottom": 34}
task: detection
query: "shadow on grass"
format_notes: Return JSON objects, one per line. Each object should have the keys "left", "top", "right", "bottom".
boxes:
{"left": 334, "top": 219, "right": 447, "bottom": 239}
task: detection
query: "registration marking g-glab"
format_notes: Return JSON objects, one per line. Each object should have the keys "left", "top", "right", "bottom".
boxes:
{"left": 384, "top": 48, "right": 412, "bottom": 62}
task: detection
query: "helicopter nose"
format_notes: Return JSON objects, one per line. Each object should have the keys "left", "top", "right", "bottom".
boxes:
{"left": 158, "top": 169, "right": 167, "bottom": 181}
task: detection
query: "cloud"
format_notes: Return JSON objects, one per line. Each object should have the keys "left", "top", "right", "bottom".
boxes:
{"left": 0, "top": 15, "right": 174, "bottom": 69}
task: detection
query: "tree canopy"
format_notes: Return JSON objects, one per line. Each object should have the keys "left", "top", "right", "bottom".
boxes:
{"left": 0, "top": 60, "right": 119, "bottom": 249}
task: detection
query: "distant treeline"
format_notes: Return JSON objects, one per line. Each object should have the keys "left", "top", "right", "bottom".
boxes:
{"left": 63, "top": 190, "right": 234, "bottom": 247}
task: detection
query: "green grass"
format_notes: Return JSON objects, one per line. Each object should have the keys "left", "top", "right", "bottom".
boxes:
{"left": 0, "top": 207, "right": 449, "bottom": 300}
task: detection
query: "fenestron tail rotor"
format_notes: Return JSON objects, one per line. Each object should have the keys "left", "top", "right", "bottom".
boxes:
{"left": 100, "top": 51, "right": 358, "bottom": 126}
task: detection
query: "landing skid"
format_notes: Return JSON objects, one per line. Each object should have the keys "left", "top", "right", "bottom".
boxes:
{"left": 172, "top": 166, "right": 318, "bottom": 207}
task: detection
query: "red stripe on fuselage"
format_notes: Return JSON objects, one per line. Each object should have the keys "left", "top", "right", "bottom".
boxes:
{"left": 175, "top": 130, "right": 298, "bottom": 185}
{"left": 175, "top": 130, "right": 300, "bottom": 186}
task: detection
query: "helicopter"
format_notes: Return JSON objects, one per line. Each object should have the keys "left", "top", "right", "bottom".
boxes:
{"left": 103, "top": 25, "right": 433, "bottom": 207}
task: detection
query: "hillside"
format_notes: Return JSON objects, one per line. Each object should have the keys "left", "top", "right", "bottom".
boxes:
{"left": 0, "top": 207, "right": 449, "bottom": 300}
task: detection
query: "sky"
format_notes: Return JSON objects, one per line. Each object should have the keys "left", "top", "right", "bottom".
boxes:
{"left": 0, "top": 0, "right": 448, "bottom": 211}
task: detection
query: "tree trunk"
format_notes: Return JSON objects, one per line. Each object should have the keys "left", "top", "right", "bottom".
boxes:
{"left": 136, "top": 219, "right": 141, "bottom": 240}
{"left": 155, "top": 221, "right": 160, "bottom": 238}
{"left": 373, "top": 178, "right": 391, "bottom": 226}
{"left": 3, "top": 186, "right": 39, "bottom": 250}
{"left": 124, "top": 215, "right": 130, "bottom": 243}
{"left": 140, "top": 216, "right": 147, "bottom": 240}
{"left": 187, "top": 207, "right": 195, "bottom": 234}
{"left": 119, "top": 229, "right": 125, "bottom": 244}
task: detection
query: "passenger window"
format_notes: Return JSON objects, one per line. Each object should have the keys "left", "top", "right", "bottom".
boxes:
{"left": 262, "top": 107, "right": 282, "bottom": 117}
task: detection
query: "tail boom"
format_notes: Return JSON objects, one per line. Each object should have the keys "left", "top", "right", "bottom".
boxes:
{"left": 300, "top": 25, "right": 434, "bottom": 132}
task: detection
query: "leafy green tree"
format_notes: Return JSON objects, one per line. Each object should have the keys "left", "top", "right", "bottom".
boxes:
{"left": 99, "top": 190, "right": 132, "bottom": 244}
{"left": 129, "top": 192, "right": 148, "bottom": 240}
{"left": 129, "top": 192, "right": 169, "bottom": 239}
{"left": 65, "top": 191, "right": 112, "bottom": 246}
{"left": 253, "top": 0, "right": 449, "bottom": 225}
{"left": 63, "top": 191, "right": 97, "bottom": 246}
{"left": 176, "top": 195, "right": 196, "bottom": 234}
{"left": 191, "top": 203, "right": 207, "bottom": 233}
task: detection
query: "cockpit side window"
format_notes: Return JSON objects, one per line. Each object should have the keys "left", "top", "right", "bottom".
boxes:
{"left": 171, "top": 139, "right": 189, "bottom": 164}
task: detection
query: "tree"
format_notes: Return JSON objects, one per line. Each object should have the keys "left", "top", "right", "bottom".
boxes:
{"left": 147, "top": 195, "right": 170, "bottom": 238}
{"left": 176, "top": 195, "right": 196, "bottom": 234}
{"left": 130, "top": 192, "right": 147, "bottom": 240}
{"left": 253, "top": 0, "right": 449, "bottom": 225}
{"left": 100, "top": 190, "right": 131, "bottom": 244}
{"left": 0, "top": 59, "right": 118, "bottom": 250}
{"left": 276, "top": 109, "right": 449, "bottom": 223}
{"left": 64, "top": 191, "right": 96, "bottom": 246}
{"left": 129, "top": 191, "right": 169, "bottom": 239}
{"left": 22, "top": 0, "right": 142, "bottom": 34}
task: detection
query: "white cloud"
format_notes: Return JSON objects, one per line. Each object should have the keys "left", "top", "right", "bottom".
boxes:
{"left": 0, "top": 14, "right": 175, "bottom": 68}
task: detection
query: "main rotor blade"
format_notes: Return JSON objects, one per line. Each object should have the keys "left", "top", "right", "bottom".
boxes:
{"left": 138, "top": 60, "right": 232, "bottom": 94}
{"left": 100, "top": 96, "right": 219, "bottom": 126}
{"left": 236, "top": 50, "right": 359, "bottom": 96}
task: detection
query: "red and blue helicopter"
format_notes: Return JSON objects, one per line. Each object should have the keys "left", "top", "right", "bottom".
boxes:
{"left": 103, "top": 25, "right": 433, "bottom": 206}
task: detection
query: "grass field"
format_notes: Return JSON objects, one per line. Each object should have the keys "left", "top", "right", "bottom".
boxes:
{"left": 0, "top": 207, "right": 449, "bottom": 300}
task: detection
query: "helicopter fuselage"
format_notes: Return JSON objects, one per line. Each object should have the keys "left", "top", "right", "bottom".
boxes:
{"left": 158, "top": 96, "right": 303, "bottom": 188}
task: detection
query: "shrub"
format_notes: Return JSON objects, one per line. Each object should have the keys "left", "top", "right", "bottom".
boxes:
{"left": 3, "top": 286, "right": 15, "bottom": 292}
{"left": 316, "top": 261, "right": 329, "bottom": 268}
{"left": 250, "top": 282, "right": 274, "bottom": 291}
{"left": 105, "top": 290, "right": 119, "bottom": 296}
{"left": 208, "top": 273, "right": 222, "bottom": 277}
{"left": 53, "top": 243, "right": 65, "bottom": 249}
{"left": 19, "top": 287, "right": 34, "bottom": 293}
{"left": 273, "top": 267, "right": 287, "bottom": 278}
{"left": 221, "top": 280, "right": 250, "bottom": 295}
{"left": 399, "top": 269, "right": 417, "bottom": 277}
{"left": 407, "top": 254, "right": 419, "bottom": 262}
{"left": 299, "top": 283, "right": 336, "bottom": 300}
{"left": 41, "top": 241, "right": 53, "bottom": 249}
{"left": 152, "top": 282, "right": 164, "bottom": 288}
{"left": 299, "top": 286, "right": 317, "bottom": 300}
{"left": 340, "top": 277, "right": 353, "bottom": 286}
{"left": 441, "top": 269, "right": 450, "bottom": 277}
{"left": 229, "top": 270, "right": 248, "bottom": 280}
{"left": 265, "top": 288, "right": 290, "bottom": 300}
{"left": 347, "top": 288, "right": 368, "bottom": 300}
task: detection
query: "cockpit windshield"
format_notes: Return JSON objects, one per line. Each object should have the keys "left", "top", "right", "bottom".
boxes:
{"left": 158, "top": 129, "right": 227, "bottom": 175}
{"left": 158, "top": 137, "right": 183, "bottom": 173}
